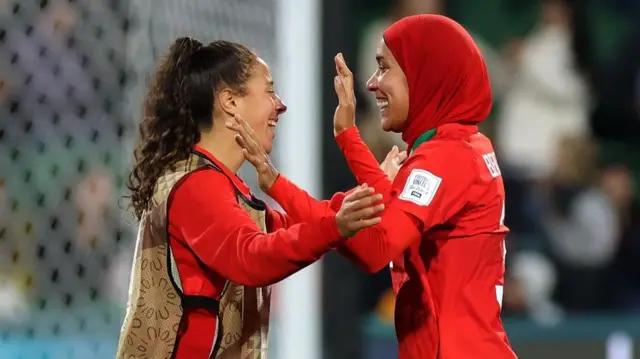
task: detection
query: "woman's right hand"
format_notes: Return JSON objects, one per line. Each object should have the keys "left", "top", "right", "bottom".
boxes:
{"left": 336, "top": 185, "right": 384, "bottom": 237}
{"left": 380, "top": 145, "right": 408, "bottom": 181}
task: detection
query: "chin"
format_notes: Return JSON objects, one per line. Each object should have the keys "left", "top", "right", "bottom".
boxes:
{"left": 381, "top": 117, "right": 400, "bottom": 132}
{"left": 262, "top": 141, "right": 273, "bottom": 154}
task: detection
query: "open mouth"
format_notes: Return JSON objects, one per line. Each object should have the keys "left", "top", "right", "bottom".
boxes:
{"left": 267, "top": 119, "right": 278, "bottom": 128}
{"left": 376, "top": 98, "right": 389, "bottom": 112}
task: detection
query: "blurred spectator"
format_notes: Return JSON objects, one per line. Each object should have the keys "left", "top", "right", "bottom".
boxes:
{"left": 0, "top": 178, "right": 32, "bottom": 323}
{"left": 497, "top": 0, "right": 592, "bottom": 181}
{"left": 507, "top": 250, "right": 561, "bottom": 325}
{"left": 611, "top": 200, "right": 640, "bottom": 313}
{"left": 591, "top": 23, "right": 640, "bottom": 143}
{"left": 544, "top": 136, "right": 633, "bottom": 312}
{"left": 73, "top": 169, "right": 133, "bottom": 304}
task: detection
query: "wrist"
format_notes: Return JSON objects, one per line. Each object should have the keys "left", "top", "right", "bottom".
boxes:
{"left": 334, "top": 125, "right": 356, "bottom": 138}
{"left": 261, "top": 169, "right": 280, "bottom": 192}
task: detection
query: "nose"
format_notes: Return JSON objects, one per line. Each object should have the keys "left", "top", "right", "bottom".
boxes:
{"left": 275, "top": 96, "right": 287, "bottom": 115}
{"left": 366, "top": 72, "right": 378, "bottom": 92}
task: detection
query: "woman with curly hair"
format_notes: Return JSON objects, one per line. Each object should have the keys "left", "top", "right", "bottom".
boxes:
{"left": 116, "top": 37, "right": 383, "bottom": 359}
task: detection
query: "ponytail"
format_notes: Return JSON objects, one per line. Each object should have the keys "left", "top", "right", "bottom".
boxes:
{"left": 127, "top": 37, "right": 256, "bottom": 220}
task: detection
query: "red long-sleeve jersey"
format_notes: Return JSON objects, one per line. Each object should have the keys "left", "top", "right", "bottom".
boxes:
{"left": 168, "top": 146, "right": 341, "bottom": 358}
{"left": 267, "top": 125, "right": 517, "bottom": 359}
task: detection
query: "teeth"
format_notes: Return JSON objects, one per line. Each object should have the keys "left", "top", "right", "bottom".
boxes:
{"left": 268, "top": 120, "right": 277, "bottom": 127}
{"left": 377, "top": 99, "right": 389, "bottom": 109}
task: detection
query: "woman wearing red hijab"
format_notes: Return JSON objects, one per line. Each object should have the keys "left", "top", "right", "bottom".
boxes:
{"left": 228, "top": 15, "right": 517, "bottom": 359}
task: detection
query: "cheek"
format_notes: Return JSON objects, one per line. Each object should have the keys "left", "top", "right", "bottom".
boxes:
{"left": 384, "top": 80, "right": 408, "bottom": 113}
{"left": 256, "top": 96, "right": 274, "bottom": 122}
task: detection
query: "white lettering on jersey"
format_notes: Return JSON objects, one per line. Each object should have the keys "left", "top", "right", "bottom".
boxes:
{"left": 482, "top": 152, "right": 502, "bottom": 178}
{"left": 398, "top": 169, "right": 442, "bottom": 206}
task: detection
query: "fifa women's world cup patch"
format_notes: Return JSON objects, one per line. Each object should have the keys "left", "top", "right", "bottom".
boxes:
{"left": 398, "top": 168, "right": 442, "bottom": 206}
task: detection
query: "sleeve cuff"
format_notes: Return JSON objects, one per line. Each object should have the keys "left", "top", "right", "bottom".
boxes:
{"left": 335, "top": 126, "right": 361, "bottom": 150}
{"left": 266, "top": 173, "right": 290, "bottom": 203}
{"left": 321, "top": 215, "right": 343, "bottom": 246}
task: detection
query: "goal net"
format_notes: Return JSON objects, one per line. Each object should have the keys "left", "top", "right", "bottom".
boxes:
{"left": 0, "top": 1, "right": 277, "bottom": 358}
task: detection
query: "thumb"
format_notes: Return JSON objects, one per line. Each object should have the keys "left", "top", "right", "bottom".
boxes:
{"left": 385, "top": 145, "right": 399, "bottom": 161}
{"left": 397, "top": 150, "right": 408, "bottom": 163}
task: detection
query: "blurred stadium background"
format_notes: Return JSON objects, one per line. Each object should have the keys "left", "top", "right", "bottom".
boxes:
{"left": 1, "top": 0, "right": 639, "bottom": 358}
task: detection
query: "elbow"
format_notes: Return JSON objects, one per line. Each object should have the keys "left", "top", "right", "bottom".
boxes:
{"left": 356, "top": 259, "right": 389, "bottom": 274}
{"left": 235, "top": 273, "right": 285, "bottom": 287}
{"left": 340, "top": 248, "right": 388, "bottom": 273}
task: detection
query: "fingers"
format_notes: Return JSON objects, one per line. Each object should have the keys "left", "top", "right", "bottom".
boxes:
{"left": 346, "top": 192, "right": 384, "bottom": 212}
{"left": 334, "top": 75, "right": 348, "bottom": 104}
{"left": 348, "top": 202, "right": 385, "bottom": 221}
{"left": 334, "top": 53, "right": 352, "bottom": 78}
{"left": 352, "top": 217, "right": 382, "bottom": 230}
{"left": 234, "top": 114, "right": 253, "bottom": 134}
{"left": 397, "top": 150, "right": 408, "bottom": 164}
{"left": 385, "top": 145, "right": 399, "bottom": 161}
{"left": 241, "top": 148, "right": 270, "bottom": 172}
{"left": 236, "top": 138, "right": 261, "bottom": 166}
{"left": 342, "top": 185, "right": 384, "bottom": 221}
{"left": 344, "top": 185, "right": 375, "bottom": 202}
{"left": 334, "top": 53, "right": 354, "bottom": 95}
{"left": 227, "top": 115, "right": 263, "bottom": 154}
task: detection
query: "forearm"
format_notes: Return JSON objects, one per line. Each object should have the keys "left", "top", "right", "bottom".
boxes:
{"left": 211, "top": 216, "right": 342, "bottom": 286}
{"left": 267, "top": 174, "right": 346, "bottom": 223}
{"left": 335, "top": 127, "right": 393, "bottom": 197}
{"left": 338, "top": 207, "right": 422, "bottom": 273}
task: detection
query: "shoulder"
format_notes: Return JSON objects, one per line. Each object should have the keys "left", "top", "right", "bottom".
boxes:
{"left": 172, "top": 167, "right": 236, "bottom": 203}
{"left": 406, "top": 139, "right": 477, "bottom": 175}
{"left": 414, "top": 138, "right": 476, "bottom": 159}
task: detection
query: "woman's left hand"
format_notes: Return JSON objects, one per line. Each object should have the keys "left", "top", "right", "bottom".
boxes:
{"left": 380, "top": 145, "right": 408, "bottom": 181}
{"left": 333, "top": 53, "right": 357, "bottom": 136}
{"left": 225, "top": 114, "right": 280, "bottom": 192}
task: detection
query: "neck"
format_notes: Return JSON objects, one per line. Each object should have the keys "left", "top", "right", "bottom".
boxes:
{"left": 197, "top": 126, "right": 245, "bottom": 173}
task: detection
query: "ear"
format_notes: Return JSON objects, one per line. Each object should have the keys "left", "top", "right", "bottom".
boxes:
{"left": 216, "top": 87, "right": 237, "bottom": 116}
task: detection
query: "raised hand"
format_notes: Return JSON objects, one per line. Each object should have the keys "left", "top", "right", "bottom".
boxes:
{"left": 333, "top": 53, "right": 357, "bottom": 136}
{"left": 336, "top": 184, "right": 384, "bottom": 237}
{"left": 225, "top": 114, "right": 279, "bottom": 192}
{"left": 380, "top": 145, "right": 408, "bottom": 181}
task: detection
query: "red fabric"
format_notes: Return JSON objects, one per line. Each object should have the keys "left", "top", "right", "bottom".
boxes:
{"left": 270, "top": 126, "right": 516, "bottom": 359}
{"left": 167, "top": 146, "right": 341, "bottom": 358}
{"left": 335, "top": 127, "right": 394, "bottom": 199}
{"left": 383, "top": 14, "right": 492, "bottom": 149}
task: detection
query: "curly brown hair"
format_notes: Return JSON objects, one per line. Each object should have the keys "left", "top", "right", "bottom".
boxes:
{"left": 127, "top": 37, "right": 256, "bottom": 220}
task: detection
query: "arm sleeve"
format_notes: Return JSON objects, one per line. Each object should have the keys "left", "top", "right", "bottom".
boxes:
{"left": 267, "top": 175, "right": 386, "bottom": 269}
{"left": 265, "top": 208, "right": 292, "bottom": 230}
{"left": 264, "top": 126, "right": 391, "bottom": 226}
{"left": 170, "top": 169, "right": 342, "bottom": 287}
{"left": 338, "top": 146, "right": 478, "bottom": 272}
{"left": 267, "top": 174, "right": 347, "bottom": 223}
{"left": 335, "top": 126, "right": 394, "bottom": 199}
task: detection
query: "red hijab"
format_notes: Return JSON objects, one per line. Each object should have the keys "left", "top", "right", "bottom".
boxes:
{"left": 383, "top": 15, "right": 492, "bottom": 149}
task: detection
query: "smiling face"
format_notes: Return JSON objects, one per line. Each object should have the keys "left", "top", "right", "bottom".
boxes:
{"left": 233, "top": 57, "right": 287, "bottom": 153}
{"left": 366, "top": 39, "right": 410, "bottom": 132}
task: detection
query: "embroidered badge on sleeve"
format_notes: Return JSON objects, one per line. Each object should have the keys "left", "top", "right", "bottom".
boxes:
{"left": 398, "top": 169, "right": 442, "bottom": 206}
